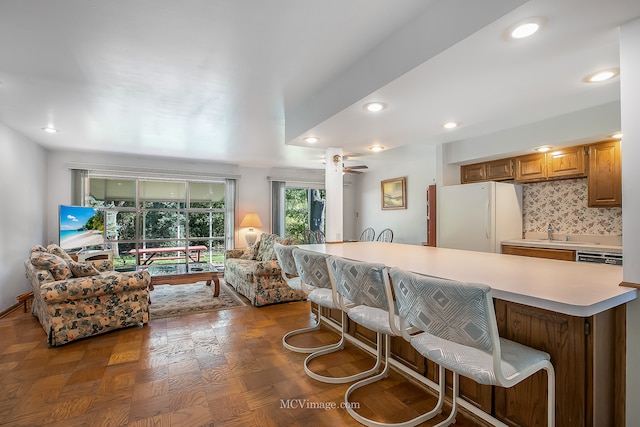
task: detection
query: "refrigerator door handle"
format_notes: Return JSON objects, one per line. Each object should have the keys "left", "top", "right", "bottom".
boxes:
{"left": 485, "top": 199, "right": 491, "bottom": 239}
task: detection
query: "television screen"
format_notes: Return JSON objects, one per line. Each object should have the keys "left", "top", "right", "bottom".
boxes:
{"left": 59, "top": 205, "right": 105, "bottom": 251}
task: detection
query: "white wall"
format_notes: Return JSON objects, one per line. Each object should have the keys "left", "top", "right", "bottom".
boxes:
{"left": 343, "top": 179, "right": 357, "bottom": 241}
{"left": 353, "top": 144, "right": 437, "bottom": 244}
{"left": 0, "top": 123, "right": 47, "bottom": 312}
{"left": 46, "top": 150, "right": 242, "bottom": 246}
{"left": 620, "top": 18, "right": 640, "bottom": 425}
{"left": 45, "top": 151, "right": 332, "bottom": 250}
{"left": 237, "top": 166, "right": 271, "bottom": 247}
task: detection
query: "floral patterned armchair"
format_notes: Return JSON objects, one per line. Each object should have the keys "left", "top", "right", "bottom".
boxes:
{"left": 25, "top": 244, "right": 150, "bottom": 346}
{"left": 224, "top": 233, "right": 306, "bottom": 306}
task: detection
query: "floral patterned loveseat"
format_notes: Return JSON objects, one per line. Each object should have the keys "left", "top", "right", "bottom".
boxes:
{"left": 25, "top": 244, "right": 151, "bottom": 346}
{"left": 224, "top": 233, "right": 306, "bottom": 306}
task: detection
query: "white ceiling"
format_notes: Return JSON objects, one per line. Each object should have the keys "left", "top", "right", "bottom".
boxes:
{"left": 1, "top": 0, "right": 638, "bottom": 171}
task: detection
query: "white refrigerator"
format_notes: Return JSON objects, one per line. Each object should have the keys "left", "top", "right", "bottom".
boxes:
{"left": 437, "top": 181, "right": 523, "bottom": 253}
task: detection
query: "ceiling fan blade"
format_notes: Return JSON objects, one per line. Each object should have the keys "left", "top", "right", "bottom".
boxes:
{"left": 343, "top": 168, "right": 363, "bottom": 174}
{"left": 347, "top": 165, "right": 368, "bottom": 169}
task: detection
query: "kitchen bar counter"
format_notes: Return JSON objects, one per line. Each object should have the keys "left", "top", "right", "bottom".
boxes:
{"left": 300, "top": 241, "right": 631, "bottom": 426}
{"left": 301, "top": 241, "right": 634, "bottom": 316}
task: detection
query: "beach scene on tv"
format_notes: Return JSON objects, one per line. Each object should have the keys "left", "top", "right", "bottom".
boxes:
{"left": 59, "top": 205, "right": 105, "bottom": 250}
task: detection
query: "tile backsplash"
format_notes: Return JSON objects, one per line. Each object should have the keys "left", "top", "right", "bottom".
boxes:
{"left": 522, "top": 177, "right": 622, "bottom": 236}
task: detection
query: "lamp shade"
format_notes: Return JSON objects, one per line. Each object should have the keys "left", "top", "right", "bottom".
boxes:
{"left": 240, "top": 213, "right": 263, "bottom": 228}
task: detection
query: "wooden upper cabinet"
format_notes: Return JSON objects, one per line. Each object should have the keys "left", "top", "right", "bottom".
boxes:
{"left": 515, "top": 153, "right": 547, "bottom": 182}
{"left": 588, "top": 140, "right": 622, "bottom": 207}
{"left": 461, "top": 158, "right": 514, "bottom": 184}
{"left": 547, "top": 145, "right": 587, "bottom": 179}
{"left": 486, "top": 158, "right": 514, "bottom": 180}
{"left": 460, "top": 162, "right": 486, "bottom": 183}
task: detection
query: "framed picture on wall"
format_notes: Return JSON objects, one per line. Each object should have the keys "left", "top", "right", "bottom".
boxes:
{"left": 381, "top": 177, "right": 406, "bottom": 210}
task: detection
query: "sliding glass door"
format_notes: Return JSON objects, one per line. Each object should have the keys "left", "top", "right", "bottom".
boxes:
{"left": 284, "top": 187, "right": 325, "bottom": 242}
{"left": 89, "top": 178, "right": 226, "bottom": 271}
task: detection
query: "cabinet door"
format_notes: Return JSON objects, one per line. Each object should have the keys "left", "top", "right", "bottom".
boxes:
{"left": 547, "top": 146, "right": 586, "bottom": 178}
{"left": 515, "top": 153, "right": 547, "bottom": 182}
{"left": 501, "top": 245, "right": 576, "bottom": 261}
{"left": 350, "top": 321, "right": 427, "bottom": 374}
{"left": 461, "top": 163, "right": 486, "bottom": 183}
{"left": 494, "top": 300, "right": 586, "bottom": 427}
{"left": 320, "top": 305, "right": 343, "bottom": 325}
{"left": 588, "top": 140, "right": 622, "bottom": 207}
{"left": 486, "top": 158, "right": 514, "bottom": 181}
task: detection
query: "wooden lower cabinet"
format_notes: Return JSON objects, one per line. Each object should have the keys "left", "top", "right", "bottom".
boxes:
{"left": 322, "top": 300, "right": 624, "bottom": 426}
{"left": 494, "top": 300, "right": 585, "bottom": 426}
{"left": 350, "top": 321, "right": 426, "bottom": 374}
{"left": 494, "top": 300, "right": 623, "bottom": 427}
{"left": 501, "top": 245, "right": 576, "bottom": 261}
{"left": 320, "top": 305, "right": 343, "bottom": 326}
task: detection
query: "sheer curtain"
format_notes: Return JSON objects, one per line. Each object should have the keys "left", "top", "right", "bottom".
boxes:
{"left": 70, "top": 169, "right": 89, "bottom": 206}
{"left": 225, "top": 178, "right": 237, "bottom": 250}
{"left": 271, "top": 181, "right": 285, "bottom": 236}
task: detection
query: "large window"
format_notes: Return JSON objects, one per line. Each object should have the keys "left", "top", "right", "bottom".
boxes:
{"left": 89, "top": 178, "right": 226, "bottom": 270}
{"left": 284, "top": 187, "right": 325, "bottom": 242}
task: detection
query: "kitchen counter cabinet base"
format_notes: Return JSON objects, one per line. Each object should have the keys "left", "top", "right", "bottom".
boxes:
{"left": 319, "top": 299, "right": 624, "bottom": 426}
{"left": 494, "top": 300, "right": 623, "bottom": 427}
{"left": 502, "top": 244, "right": 576, "bottom": 261}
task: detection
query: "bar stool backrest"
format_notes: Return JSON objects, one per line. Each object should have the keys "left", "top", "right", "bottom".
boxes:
{"left": 292, "top": 248, "right": 332, "bottom": 290}
{"left": 390, "top": 268, "right": 495, "bottom": 354}
{"left": 328, "top": 256, "right": 392, "bottom": 312}
{"left": 274, "top": 243, "right": 298, "bottom": 278}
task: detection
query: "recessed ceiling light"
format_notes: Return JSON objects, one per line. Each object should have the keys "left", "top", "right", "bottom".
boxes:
{"left": 505, "top": 17, "right": 546, "bottom": 40}
{"left": 41, "top": 127, "right": 59, "bottom": 134}
{"left": 303, "top": 136, "right": 319, "bottom": 144}
{"left": 369, "top": 145, "right": 384, "bottom": 152}
{"left": 611, "top": 132, "right": 623, "bottom": 139}
{"left": 584, "top": 68, "right": 619, "bottom": 83}
{"left": 534, "top": 146, "right": 551, "bottom": 153}
{"left": 442, "top": 121, "right": 459, "bottom": 129}
{"left": 363, "top": 102, "right": 386, "bottom": 112}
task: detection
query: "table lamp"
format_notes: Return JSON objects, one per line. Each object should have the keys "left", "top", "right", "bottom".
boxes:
{"left": 240, "top": 212, "right": 263, "bottom": 245}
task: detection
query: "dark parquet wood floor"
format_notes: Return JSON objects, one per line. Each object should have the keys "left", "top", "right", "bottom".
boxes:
{"left": 0, "top": 296, "right": 490, "bottom": 427}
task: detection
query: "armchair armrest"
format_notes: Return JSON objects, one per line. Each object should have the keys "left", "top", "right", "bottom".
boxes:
{"left": 254, "top": 260, "right": 282, "bottom": 276}
{"left": 40, "top": 270, "right": 150, "bottom": 303}
{"left": 225, "top": 249, "right": 246, "bottom": 259}
{"left": 86, "top": 259, "right": 114, "bottom": 272}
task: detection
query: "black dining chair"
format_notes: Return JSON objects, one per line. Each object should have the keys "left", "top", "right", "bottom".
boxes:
{"left": 376, "top": 228, "right": 393, "bottom": 242}
{"left": 358, "top": 227, "right": 376, "bottom": 242}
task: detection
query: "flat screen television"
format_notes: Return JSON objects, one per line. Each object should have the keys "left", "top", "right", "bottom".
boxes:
{"left": 59, "top": 205, "right": 105, "bottom": 251}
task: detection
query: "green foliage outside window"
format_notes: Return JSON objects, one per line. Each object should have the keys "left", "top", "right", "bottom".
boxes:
{"left": 88, "top": 179, "right": 226, "bottom": 270}
{"left": 285, "top": 188, "right": 325, "bottom": 241}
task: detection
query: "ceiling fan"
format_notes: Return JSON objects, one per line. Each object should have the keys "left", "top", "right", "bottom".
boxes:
{"left": 333, "top": 154, "right": 368, "bottom": 174}
{"left": 342, "top": 164, "right": 368, "bottom": 174}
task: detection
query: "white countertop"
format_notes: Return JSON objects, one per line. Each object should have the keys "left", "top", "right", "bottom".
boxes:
{"left": 300, "top": 242, "right": 635, "bottom": 317}
{"left": 502, "top": 239, "right": 623, "bottom": 253}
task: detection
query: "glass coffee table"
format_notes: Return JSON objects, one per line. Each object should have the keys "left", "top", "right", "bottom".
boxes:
{"left": 143, "top": 263, "right": 220, "bottom": 296}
